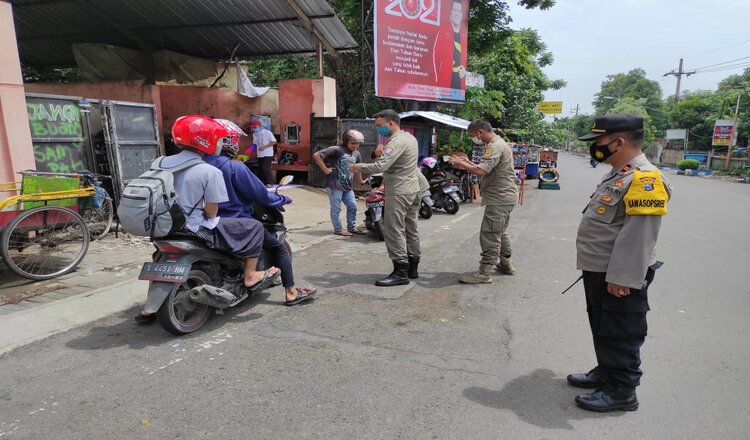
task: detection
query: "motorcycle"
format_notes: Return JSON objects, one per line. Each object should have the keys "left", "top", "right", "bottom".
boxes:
{"left": 136, "top": 175, "right": 294, "bottom": 335}
{"left": 418, "top": 189, "right": 434, "bottom": 219}
{"left": 427, "top": 171, "right": 461, "bottom": 214}
{"left": 364, "top": 174, "right": 385, "bottom": 241}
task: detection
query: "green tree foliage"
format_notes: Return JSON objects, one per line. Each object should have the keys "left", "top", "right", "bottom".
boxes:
{"left": 593, "top": 69, "right": 666, "bottom": 132}
{"left": 667, "top": 90, "right": 721, "bottom": 150}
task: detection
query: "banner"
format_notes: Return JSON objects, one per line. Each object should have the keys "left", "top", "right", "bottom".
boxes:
{"left": 712, "top": 119, "right": 735, "bottom": 146}
{"left": 665, "top": 129, "right": 687, "bottom": 140}
{"left": 537, "top": 101, "right": 563, "bottom": 114}
{"left": 374, "top": 0, "right": 470, "bottom": 104}
{"left": 466, "top": 71, "right": 485, "bottom": 89}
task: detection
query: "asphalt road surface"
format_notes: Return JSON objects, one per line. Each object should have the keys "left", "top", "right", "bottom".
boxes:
{"left": 1, "top": 152, "right": 748, "bottom": 439}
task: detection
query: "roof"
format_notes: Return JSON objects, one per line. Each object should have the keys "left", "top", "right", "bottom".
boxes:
{"left": 12, "top": 0, "right": 358, "bottom": 67}
{"left": 398, "top": 111, "right": 470, "bottom": 130}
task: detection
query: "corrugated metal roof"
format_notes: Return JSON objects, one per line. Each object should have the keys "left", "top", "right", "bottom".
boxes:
{"left": 12, "top": 0, "right": 358, "bottom": 67}
{"left": 399, "top": 111, "right": 470, "bottom": 130}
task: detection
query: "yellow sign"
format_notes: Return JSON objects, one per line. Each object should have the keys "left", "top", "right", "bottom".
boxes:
{"left": 538, "top": 101, "right": 563, "bottom": 114}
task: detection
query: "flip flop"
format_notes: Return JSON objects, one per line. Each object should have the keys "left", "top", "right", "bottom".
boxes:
{"left": 246, "top": 268, "right": 281, "bottom": 292}
{"left": 348, "top": 229, "right": 367, "bottom": 235}
{"left": 334, "top": 230, "right": 353, "bottom": 237}
{"left": 285, "top": 287, "right": 316, "bottom": 306}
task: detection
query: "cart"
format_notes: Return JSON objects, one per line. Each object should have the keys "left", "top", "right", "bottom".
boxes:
{"left": 0, "top": 171, "right": 113, "bottom": 280}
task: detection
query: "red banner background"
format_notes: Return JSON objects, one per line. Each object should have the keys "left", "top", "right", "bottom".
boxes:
{"left": 374, "top": 0, "right": 470, "bottom": 104}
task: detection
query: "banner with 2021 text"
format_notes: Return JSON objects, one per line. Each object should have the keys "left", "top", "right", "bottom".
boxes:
{"left": 374, "top": 0, "right": 470, "bottom": 104}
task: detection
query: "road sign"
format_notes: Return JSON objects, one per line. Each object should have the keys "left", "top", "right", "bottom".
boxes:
{"left": 538, "top": 101, "right": 563, "bottom": 114}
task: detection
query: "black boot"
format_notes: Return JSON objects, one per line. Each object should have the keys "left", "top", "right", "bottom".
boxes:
{"left": 375, "top": 261, "right": 410, "bottom": 287}
{"left": 567, "top": 367, "right": 606, "bottom": 389}
{"left": 407, "top": 257, "right": 420, "bottom": 279}
{"left": 575, "top": 383, "right": 638, "bottom": 412}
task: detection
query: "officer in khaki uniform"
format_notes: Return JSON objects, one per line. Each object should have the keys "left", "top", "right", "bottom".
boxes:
{"left": 568, "top": 114, "right": 672, "bottom": 413}
{"left": 449, "top": 119, "right": 518, "bottom": 284}
{"left": 350, "top": 109, "right": 421, "bottom": 286}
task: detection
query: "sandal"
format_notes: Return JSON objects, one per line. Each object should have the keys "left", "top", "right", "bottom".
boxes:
{"left": 246, "top": 268, "right": 281, "bottom": 292}
{"left": 285, "top": 287, "right": 316, "bottom": 306}
{"left": 334, "top": 230, "right": 353, "bottom": 237}
{"left": 348, "top": 228, "right": 367, "bottom": 235}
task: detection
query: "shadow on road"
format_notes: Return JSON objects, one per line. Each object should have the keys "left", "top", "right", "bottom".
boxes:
{"left": 64, "top": 292, "right": 270, "bottom": 351}
{"left": 305, "top": 270, "right": 464, "bottom": 291}
{"left": 463, "top": 369, "right": 625, "bottom": 429}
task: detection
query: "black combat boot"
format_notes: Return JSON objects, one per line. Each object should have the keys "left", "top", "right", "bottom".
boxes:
{"left": 407, "top": 257, "right": 420, "bottom": 279}
{"left": 375, "top": 261, "right": 410, "bottom": 287}
{"left": 567, "top": 367, "right": 606, "bottom": 389}
{"left": 575, "top": 383, "right": 638, "bottom": 412}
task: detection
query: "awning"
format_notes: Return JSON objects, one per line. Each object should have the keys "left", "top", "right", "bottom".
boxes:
{"left": 12, "top": 0, "right": 358, "bottom": 68}
{"left": 398, "top": 111, "right": 469, "bottom": 130}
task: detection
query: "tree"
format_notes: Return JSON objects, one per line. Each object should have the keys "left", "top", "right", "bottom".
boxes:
{"left": 666, "top": 90, "right": 721, "bottom": 151}
{"left": 593, "top": 69, "right": 666, "bottom": 132}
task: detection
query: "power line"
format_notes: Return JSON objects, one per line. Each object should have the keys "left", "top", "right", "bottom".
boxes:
{"left": 686, "top": 38, "right": 750, "bottom": 58}
{"left": 692, "top": 55, "right": 750, "bottom": 71}
{"left": 695, "top": 61, "right": 750, "bottom": 74}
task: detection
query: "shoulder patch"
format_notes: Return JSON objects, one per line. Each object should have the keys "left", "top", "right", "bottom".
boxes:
{"left": 383, "top": 146, "right": 395, "bottom": 156}
{"left": 483, "top": 147, "right": 495, "bottom": 158}
{"left": 624, "top": 170, "right": 668, "bottom": 216}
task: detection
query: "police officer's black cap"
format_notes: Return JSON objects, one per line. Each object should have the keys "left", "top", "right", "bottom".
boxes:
{"left": 578, "top": 114, "right": 644, "bottom": 141}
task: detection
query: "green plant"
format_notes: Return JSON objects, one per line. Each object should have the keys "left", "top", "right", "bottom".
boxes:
{"left": 677, "top": 159, "right": 700, "bottom": 170}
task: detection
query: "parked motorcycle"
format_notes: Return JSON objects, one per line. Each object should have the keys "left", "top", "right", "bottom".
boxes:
{"left": 137, "top": 175, "right": 294, "bottom": 335}
{"left": 427, "top": 171, "right": 461, "bottom": 214}
{"left": 364, "top": 174, "right": 385, "bottom": 241}
{"left": 418, "top": 189, "right": 434, "bottom": 219}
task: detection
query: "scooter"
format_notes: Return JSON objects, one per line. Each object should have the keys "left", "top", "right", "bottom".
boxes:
{"left": 364, "top": 174, "right": 385, "bottom": 241}
{"left": 418, "top": 189, "right": 434, "bottom": 219}
{"left": 137, "top": 176, "right": 294, "bottom": 335}
{"left": 427, "top": 171, "right": 461, "bottom": 214}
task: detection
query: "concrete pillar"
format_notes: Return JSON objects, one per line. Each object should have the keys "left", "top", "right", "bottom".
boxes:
{"left": 0, "top": 1, "right": 35, "bottom": 189}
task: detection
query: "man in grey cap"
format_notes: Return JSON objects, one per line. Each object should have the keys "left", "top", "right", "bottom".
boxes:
{"left": 349, "top": 109, "right": 421, "bottom": 286}
{"left": 568, "top": 113, "right": 672, "bottom": 412}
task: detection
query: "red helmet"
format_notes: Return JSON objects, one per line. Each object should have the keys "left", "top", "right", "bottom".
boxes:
{"left": 171, "top": 115, "right": 229, "bottom": 155}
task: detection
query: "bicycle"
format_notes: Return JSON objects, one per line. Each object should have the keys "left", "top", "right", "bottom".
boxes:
{"left": 0, "top": 170, "right": 113, "bottom": 280}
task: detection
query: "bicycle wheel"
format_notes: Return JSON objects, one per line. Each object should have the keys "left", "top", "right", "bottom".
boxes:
{"left": 81, "top": 196, "right": 113, "bottom": 240}
{"left": 1, "top": 206, "right": 90, "bottom": 280}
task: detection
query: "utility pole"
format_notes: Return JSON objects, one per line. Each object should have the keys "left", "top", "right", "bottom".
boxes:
{"left": 663, "top": 58, "right": 695, "bottom": 102}
{"left": 723, "top": 94, "right": 741, "bottom": 169}
{"left": 565, "top": 104, "right": 579, "bottom": 151}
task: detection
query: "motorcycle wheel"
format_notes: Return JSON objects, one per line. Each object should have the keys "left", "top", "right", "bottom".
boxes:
{"left": 419, "top": 203, "right": 433, "bottom": 219}
{"left": 373, "top": 220, "right": 385, "bottom": 241}
{"left": 444, "top": 197, "right": 460, "bottom": 214}
{"left": 157, "top": 269, "right": 213, "bottom": 335}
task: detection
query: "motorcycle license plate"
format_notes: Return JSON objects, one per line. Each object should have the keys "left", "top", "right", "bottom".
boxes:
{"left": 368, "top": 201, "right": 384, "bottom": 207}
{"left": 443, "top": 186, "right": 459, "bottom": 193}
{"left": 138, "top": 262, "right": 192, "bottom": 283}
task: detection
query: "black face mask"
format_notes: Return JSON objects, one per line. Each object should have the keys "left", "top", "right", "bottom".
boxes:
{"left": 589, "top": 140, "right": 617, "bottom": 163}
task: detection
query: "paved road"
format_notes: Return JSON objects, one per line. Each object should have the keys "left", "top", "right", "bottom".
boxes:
{"left": 0, "top": 152, "right": 748, "bottom": 439}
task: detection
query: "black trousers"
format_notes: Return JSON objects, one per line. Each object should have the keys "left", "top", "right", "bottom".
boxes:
{"left": 583, "top": 266, "right": 656, "bottom": 388}
{"left": 258, "top": 157, "right": 274, "bottom": 185}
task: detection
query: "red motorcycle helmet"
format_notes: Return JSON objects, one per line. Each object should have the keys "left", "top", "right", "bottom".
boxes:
{"left": 171, "top": 115, "right": 229, "bottom": 155}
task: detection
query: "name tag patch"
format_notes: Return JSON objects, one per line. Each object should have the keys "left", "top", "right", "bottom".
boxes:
{"left": 624, "top": 170, "right": 668, "bottom": 216}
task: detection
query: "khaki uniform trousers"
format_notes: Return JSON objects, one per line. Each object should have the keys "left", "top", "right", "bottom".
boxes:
{"left": 479, "top": 204, "right": 514, "bottom": 266}
{"left": 383, "top": 191, "right": 421, "bottom": 263}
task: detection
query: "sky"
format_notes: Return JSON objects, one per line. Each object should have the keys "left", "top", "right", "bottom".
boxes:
{"left": 506, "top": 0, "right": 750, "bottom": 116}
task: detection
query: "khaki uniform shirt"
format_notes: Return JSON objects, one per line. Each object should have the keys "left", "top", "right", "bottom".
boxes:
{"left": 476, "top": 136, "right": 518, "bottom": 206}
{"left": 576, "top": 153, "right": 672, "bottom": 289}
{"left": 358, "top": 130, "right": 420, "bottom": 195}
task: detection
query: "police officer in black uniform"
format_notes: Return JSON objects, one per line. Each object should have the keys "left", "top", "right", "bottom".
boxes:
{"left": 569, "top": 114, "right": 672, "bottom": 412}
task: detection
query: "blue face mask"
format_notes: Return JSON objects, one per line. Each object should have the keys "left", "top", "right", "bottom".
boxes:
{"left": 376, "top": 125, "right": 392, "bottom": 137}
{"left": 253, "top": 127, "right": 261, "bottom": 133}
